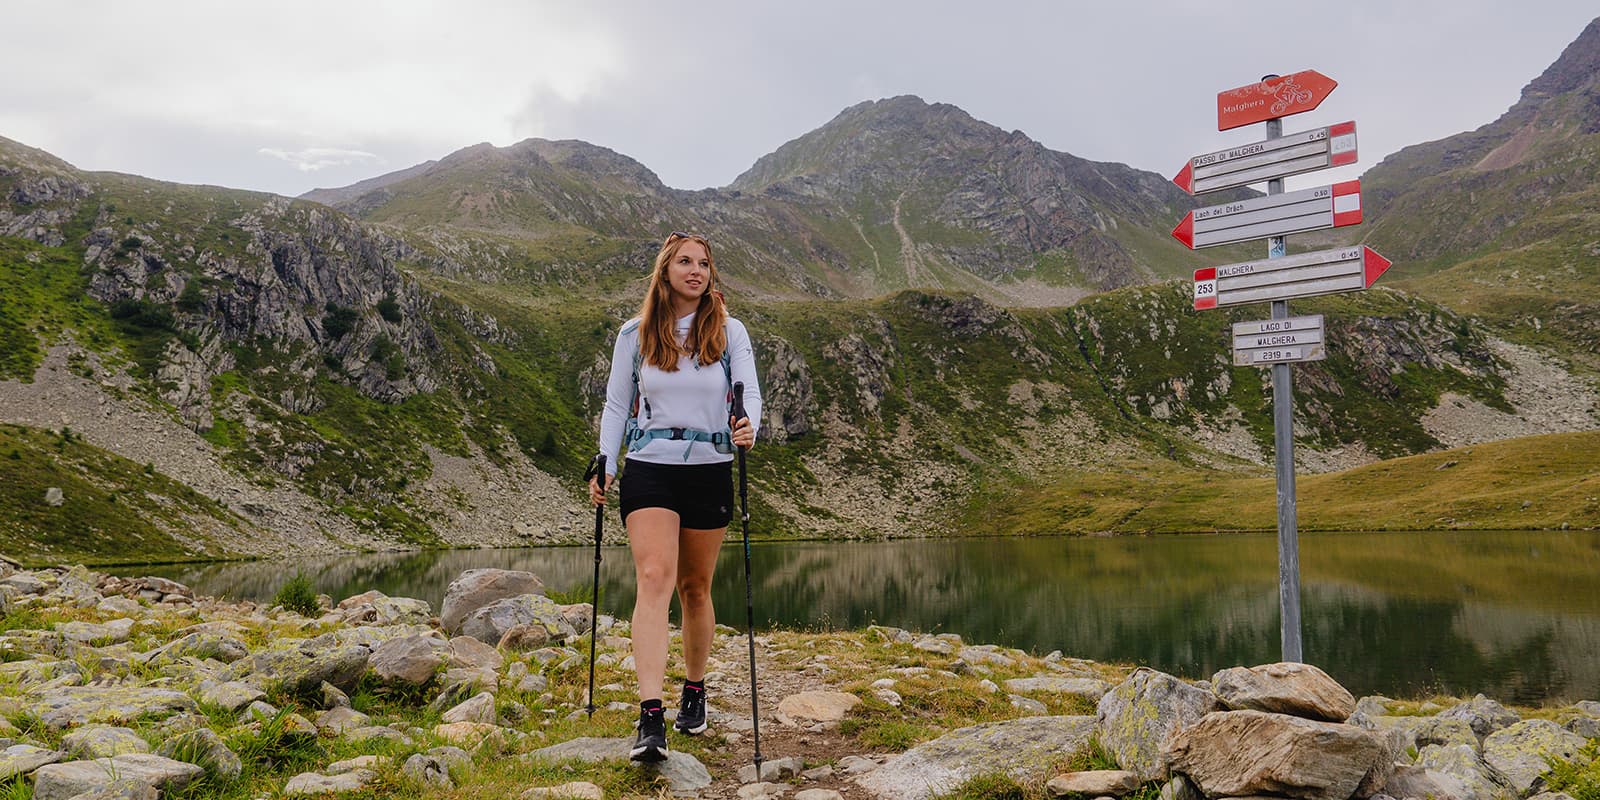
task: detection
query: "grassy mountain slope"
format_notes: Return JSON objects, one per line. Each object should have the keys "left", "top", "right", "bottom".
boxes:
{"left": 1359, "top": 15, "right": 1600, "bottom": 370}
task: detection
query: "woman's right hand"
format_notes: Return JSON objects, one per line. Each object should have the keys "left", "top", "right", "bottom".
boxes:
{"left": 589, "top": 473, "right": 611, "bottom": 506}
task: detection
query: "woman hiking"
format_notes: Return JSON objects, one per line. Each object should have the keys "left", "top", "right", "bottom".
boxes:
{"left": 589, "top": 231, "right": 762, "bottom": 762}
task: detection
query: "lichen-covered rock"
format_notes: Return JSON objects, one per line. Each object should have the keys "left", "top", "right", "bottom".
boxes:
{"left": 315, "top": 706, "right": 371, "bottom": 734}
{"left": 32, "top": 753, "right": 204, "bottom": 800}
{"left": 460, "top": 594, "right": 574, "bottom": 647}
{"left": 335, "top": 590, "right": 432, "bottom": 626}
{"left": 0, "top": 743, "right": 66, "bottom": 781}
{"left": 1416, "top": 743, "right": 1513, "bottom": 800}
{"left": 60, "top": 725, "right": 150, "bottom": 758}
{"left": 403, "top": 752, "right": 455, "bottom": 789}
{"left": 140, "top": 631, "right": 249, "bottom": 664}
{"left": 1359, "top": 714, "right": 1478, "bottom": 756}
{"left": 1385, "top": 763, "right": 1476, "bottom": 800}
{"left": 1482, "top": 719, "right": 1588, "bottom": 796}
{"left": 1095, "top": 668, "right": 1222, "bottom": 782}
{"left": 1162, "top": 710, "right": 1390, "bottom": 800}
{"left": 1439, "top": 694, "right": 1520, "bottom": 740}
{"left": 198, "top": 680, "right": 266, "bottom": 711}
{"left": 439, "top": 569, "right": 544, "bottom": 634}
{"left": 33, "top": 686, "right": 197, "bottom": 731}
{"left": 156, "top": 727, "right": 242, "bottom": 782}
{"left": 224, "top": 643, "right": 369, "bottom": 694}
{"left": 58, "top": 619, "right": 135, "bottom": 645}
{"left": 1211, "top": 662, "right": 1355, "bottom": 722}
{"left": 856, "top": 716, "right": 1096, "bottom": 800}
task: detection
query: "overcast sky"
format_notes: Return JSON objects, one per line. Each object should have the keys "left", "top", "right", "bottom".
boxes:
{"left": 6, "top": 1, "right": 1595, "bottom": 198}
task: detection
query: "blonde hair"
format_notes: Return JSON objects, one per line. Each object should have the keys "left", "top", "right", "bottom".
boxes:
{"left": 638, "top": 233, "right": 727, "bottom": 371}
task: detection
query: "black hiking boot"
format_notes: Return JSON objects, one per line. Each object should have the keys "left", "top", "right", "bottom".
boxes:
{"left": 674, "top": 684, "right": 708, "bottom": 735}
{"left": 630, "top": 705, "right": 668, "bottom": 762}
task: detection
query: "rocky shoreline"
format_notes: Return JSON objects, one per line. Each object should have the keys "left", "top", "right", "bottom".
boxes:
{"left": 0, "top": 562, "right": 1594, "bottom": 799}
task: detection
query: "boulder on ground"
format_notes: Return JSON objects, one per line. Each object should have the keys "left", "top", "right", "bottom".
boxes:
{"left": 1482, "top": 719, "right": 1588, "bottom": 796}
{"left": 156, "top": 727, "right": 242, "bottom": 782}
{"left": 34, "top": 686, "right": 197, "bottom": 731}
{"left": 1211, "top": 662, "right": 1355, "bottom": 722}
{"left": 856, "top": 716, "right": 1096, "bottom": 800}
{"left": 777, "top": 691, "right": 860, "bottom": 726}
{"left": 368, "top": 634, "right": 448, "bottom": 687}
{"left": 1414, "top": 744, "right": 1512, "bottom": 800}
{"left": 1162, "top": 709, "right": 1390, "bottom": 800}
{"left": 440, "top": 569, "right": 544, "bottom": 634}
{"left": 460, "top": 594, "right": 574, "bottom": 647}
{"left": 1047, "top": 770, "right": 1140, "bottom": 797}
{"left": 60, "top": 725, "right": 150, "bottom": 759}
{"left": 32, "top": 754, "right": 203, "bottom": 800}
{"left": 1439, "top": 694, "right": 1520, "bottom": 740}
{"left": 525, "top": 737, "right": 712, "bottom": 794}
{"left": 225, "top": 643, "right": 369, "bottom": 695}
{"left": 1096, "top": 668, "right": 1222, "bottom": 782}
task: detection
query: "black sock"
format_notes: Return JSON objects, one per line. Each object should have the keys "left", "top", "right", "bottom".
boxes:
{"left": 685, "top": 679, "right": 705, "bottom": 694}
{"left": 641, "top": 699, "right": 663, "bottom": 714}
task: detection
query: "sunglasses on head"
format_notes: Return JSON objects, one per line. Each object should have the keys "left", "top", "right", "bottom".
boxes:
{"left": 665, "top": 231, "right": 708, "bottom": 244}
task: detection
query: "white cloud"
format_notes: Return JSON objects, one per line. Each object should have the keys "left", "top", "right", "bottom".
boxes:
{"left": 258, "top": 147, "right": 382, "bottom": 172}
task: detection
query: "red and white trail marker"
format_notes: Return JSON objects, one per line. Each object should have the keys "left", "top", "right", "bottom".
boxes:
{"left": 1192, "top": 245, "right": 1391, "bottom": 310}
{"left": 1174, "top": 121, "right": 1357, "bottom": 195}
{"left": 1217, "top": 70, "right": 1338, "bottom": 131}
{"left": 1172, "top": 180, "right": 1363, "bottom": 250}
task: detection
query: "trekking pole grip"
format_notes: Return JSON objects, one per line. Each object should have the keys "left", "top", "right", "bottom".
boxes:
{"left": 732, "top": 382, "right": 747, "bottom": 449}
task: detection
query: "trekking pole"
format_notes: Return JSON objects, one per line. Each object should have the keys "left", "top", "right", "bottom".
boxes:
{"left": 583, "top": 454, "right": 607, "bottom": 719}
{"left": 732, "top": 382, "right": 763, "bottom": 767}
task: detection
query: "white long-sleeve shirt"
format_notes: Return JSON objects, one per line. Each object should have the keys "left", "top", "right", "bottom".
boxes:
{"left": 597, "top": 312, "right": 762, "bottom": 476}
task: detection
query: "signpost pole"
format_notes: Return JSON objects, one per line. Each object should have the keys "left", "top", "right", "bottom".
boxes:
{"left": 1264, "top": 109, "right": 1304, "bottom": 663}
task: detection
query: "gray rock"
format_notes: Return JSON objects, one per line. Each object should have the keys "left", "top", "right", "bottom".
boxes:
{"left": 1010, "top": 695, "right": 1049, "bottom": 714}
{"left": 1162, "top": 710, "right": 1390, "bottom": 800}
{"left": 776, "top": 691, "right": 859, "bottom": 726}
{"left": 795, "top": 790, "right": 845, "bottom": 800}
{"left": 403, "top": 753, "right": 455, "bottom": 789}
{"left": 1047, "top": 770, "right": 1140, "bottom": 797}
{"left": 199, "top": 680, "right": 266, "bottom": 711}
{"left": 1574, "top": 700, "right": 1600, "bottom": 716}
{"left": 156, "top": 727, "right": 241, "bottom": 782}
{"left": 523, "top": 781, "right": 604, "bottom": 800}
{"left": 1565, "top": 716, "right": 1600, "bottom": 739}
{"left": 440, "top": 569, "right": 544, "bottom": 634}
{"left": 238, "top": 700, "right": 279, "bottom": 723}
{"left": 838, "top": 755, "right": 881, "bottom": 775}
{"left": 1211, "top": 662, "right": 1356, "bottom": 722}
{"left": 1416, "top": 744, "right": 1513, "bottom": 800}
{"left": 34, "top": 686, "right": 197, "bottom": 731}
{"left": 525, "top": 737, "right": 711, "bottom": 793}
{"left": 460, "top": 594, "right": 574, "bottom": 647}
{"left": 738, "top": 756, "right": 806, "bottom": 783}
{"left": 224, "top": 643, "right": 369, "bottom": 695}
{"left": 1361, "top": 714, "right": 1478, "bottom": 755}
{"left": 343, "top": 726, "right": 413, "bottom": 746}
{"left": 856, "top": 716, "right": 1096, "bottom": 800}
{"left": 60, "top": 726, "right": 149, "bottom": 758}
{"left": 1482, "top": 720, "right": 1588, "bottom": 796}
{"left": 442, "top": 691, "right": 498, "bottom": 725}
{"left": 314, "top": 706, "right": 371, "bottom": 734}
{"left": 1004, "top": 676, "right": 1111, "bottom": 704}
{"left": 1095, "top": 668, "right": 1222, "bottom": 782}
{"left": 1439, "top": 695, "right": 1520, "bottom": 740}
{"left": 321, "top": 680, "right": 350, "bottom": 709}
{"left": 912, "top": 638, "right": 954, "bottom": 655}
{"left": 448, "top": 636, "right": 504, "bottom": 670}
{"left": 335, "top": 590, "right": 432, "bottom": 626}
{"left": 141, "top": 631, "right": 249, "bottom": 664}
{"left": 45, "top": 487, "right": 64, "bottom": 506}
{"left": 1385, "top": 763, "right": 1476, "bottom": 800}
{"left": 58, "top": 784, "right": 159, "bottom": 800}
{"left": 0, "top": 743, "right": 66, "bottom": 781}
{"left": 283, "top": 769, "right": 377, "bottom": 795}
{"left": 368, "top": 634, "right": 447, "bottom": 687}
{"left": 58, "top": 619, "right": 135, "bottom": 645}
{"left": 33, "top": 754, "right": 204, "bottom": 800}
{"left": 1158, "top": 775, "right": 1202, "bottom": 800}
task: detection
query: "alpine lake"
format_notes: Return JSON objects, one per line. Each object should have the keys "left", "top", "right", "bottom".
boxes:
{"left": 127, "top": 529, "right": 1600, "bottom": 705}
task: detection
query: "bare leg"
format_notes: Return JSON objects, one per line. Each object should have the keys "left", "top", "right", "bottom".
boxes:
{"left": 676, "top": 527, "right": 726, "bottom": 682}
{"left": 627, "top": 508, "right": 681, "bottom": 702}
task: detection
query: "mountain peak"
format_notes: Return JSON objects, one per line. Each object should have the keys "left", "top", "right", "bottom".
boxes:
{"left": 1521, "top": 16, "right": 1600, "bottom": 103}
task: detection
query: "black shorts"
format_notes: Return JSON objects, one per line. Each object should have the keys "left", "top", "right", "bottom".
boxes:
{"left": 619, "top": 457, "right": 735, "bottom": 530}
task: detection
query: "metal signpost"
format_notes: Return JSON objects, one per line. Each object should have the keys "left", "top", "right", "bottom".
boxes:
{"left": 1171, "top": 180, "right": 1363, "bottom": 249}
{"left": 1174, "top": 121, "right": 1357, "bottom": 195}
{"left": 1175, "top": 70, "right": 1393, "bottom": 663}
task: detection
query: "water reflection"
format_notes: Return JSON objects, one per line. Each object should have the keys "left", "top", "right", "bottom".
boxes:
{"left": 126, "top": 530, "right": 1600, "bottom": 703}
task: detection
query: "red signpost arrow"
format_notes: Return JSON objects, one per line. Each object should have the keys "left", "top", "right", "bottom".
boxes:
{"left": 1362, "top": 246, "right": 1391, "bottom": 287}
{"left": 1217, "top": 70, "right": 1338, "bottom": 131}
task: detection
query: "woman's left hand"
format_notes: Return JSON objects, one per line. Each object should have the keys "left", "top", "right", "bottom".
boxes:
{"left": 731, "top": 415, "right": 755, "bottom": 450}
